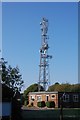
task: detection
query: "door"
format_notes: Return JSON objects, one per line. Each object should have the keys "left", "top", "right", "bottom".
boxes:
{"left": 46, "top": 96, "right": 49, "bottom": 101}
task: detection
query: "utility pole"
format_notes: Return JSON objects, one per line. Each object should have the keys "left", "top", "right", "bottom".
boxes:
{"left": 60, "top": 93, "right": 65, "bottom": 120}
{"left": 60, "top": 97, "right": 63, "bottom": 120}
{"left": 38, "top": 18, "right": 52, "bottom": 91}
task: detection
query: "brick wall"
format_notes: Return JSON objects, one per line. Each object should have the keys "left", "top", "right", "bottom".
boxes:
{"left": 29, "top": 92, "right": 58, "bottom": 107}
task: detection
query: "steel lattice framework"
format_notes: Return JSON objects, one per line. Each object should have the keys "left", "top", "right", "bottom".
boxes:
{"left": 38, "top": 18, "right": 52, "bottom": 91}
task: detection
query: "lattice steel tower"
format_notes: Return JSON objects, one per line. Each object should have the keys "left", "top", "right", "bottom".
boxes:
{"left": 38, "top": 18, "right": 52, "bottom": 91}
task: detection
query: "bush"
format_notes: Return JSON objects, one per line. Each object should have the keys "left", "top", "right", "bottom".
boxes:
{"left": 46, "top": 101, "right": 55, "bottom": 108}
{"left": 37, "top": 101, "right": 45, "bottom": 107}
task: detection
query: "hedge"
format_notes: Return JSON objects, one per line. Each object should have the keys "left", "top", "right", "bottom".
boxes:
{"left": 37, "top": 101, "right": 45, "bottom": 107}
{"left": 46, "top": 101, "right": 55, "bottom": 108}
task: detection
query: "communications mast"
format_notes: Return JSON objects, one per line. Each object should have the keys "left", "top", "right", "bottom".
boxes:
{"left": 38, "top": 18, "right": 52, "bottom": 91}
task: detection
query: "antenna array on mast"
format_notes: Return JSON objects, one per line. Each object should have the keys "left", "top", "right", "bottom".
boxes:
{"left": 38, "top": 18, "right": 52, "bottom": 91}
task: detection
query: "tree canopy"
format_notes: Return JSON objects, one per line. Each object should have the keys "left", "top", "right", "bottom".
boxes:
{"left": 1, "top": 58, "right": 24, "bottom": 92}
{"left": 23, "top": 83, "right": 44, "bottom": 97}
{"left": 48, "top": 83, "right": 80, "bottom": 92}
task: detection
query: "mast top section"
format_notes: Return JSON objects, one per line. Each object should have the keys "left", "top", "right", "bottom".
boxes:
{"left": 40, "top": 17, "right": 48, "bottom": 36}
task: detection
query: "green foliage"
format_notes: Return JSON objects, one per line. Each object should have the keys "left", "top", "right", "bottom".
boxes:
{"left": 2, "top": 84, "right": 14, "bottom": 99}
{"left": 24, "top": 84, "right": 44, "bottom": 96}
{"left": 24, "top": 84, "right": 44, "bottom": 98}
{"left": 48, "top": 82, "right": 80, "bottom": 92}
{"left": 37, "top": 101, "right": 45, "bottom": 107}
{"left": 48, "top": 83, "right": 60, "bottom": 92}
{"left": 1, "top": 58, "right": 24, "bottom": 92}
{"left": 46, "top": 101, "right": 55, "bottom": 108}
{"left": 70, "top": 84, "right": 80, "bottom": 92}
{"left": 24, "top": 84, "right": 38, "bottom": 96}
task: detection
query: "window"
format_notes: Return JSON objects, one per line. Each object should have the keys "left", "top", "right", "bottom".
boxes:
{"left": 31, "top": 95, "right": 35, "bottom": 101}
{"left": 51, "top": 95, "right": 55, "bottom": 99}
{"left": 37, "top": 96, "right": 42, "bottom": 102}
{"left": 73, "top": 95, "right": 78, "bottom": 102}
{"left": 63, "top": 94, "right": 69, "bottom": 102}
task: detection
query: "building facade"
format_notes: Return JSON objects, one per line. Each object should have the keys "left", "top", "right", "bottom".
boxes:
{"left": 28, "top": 91, "right": 80, "bottom": 108}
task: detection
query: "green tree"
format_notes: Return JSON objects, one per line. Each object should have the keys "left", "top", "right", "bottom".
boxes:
{"left": 70, "top": 84, "right": 80, "bottom": 92}
{"left": 1, "top": 58, "right": 24, "bottom": 92}
{"left": 48, "top": 82, "right": 80, "bottom": 92}
{"left": 24, "top": 83, "right": 44, "bottom": 96}
{"left": 48, "top": 83, "right": 60, "bottom": 92}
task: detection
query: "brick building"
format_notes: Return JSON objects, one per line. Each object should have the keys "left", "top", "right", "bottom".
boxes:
{"left": 28, "top": 91, "right": 80, "bottom": 108}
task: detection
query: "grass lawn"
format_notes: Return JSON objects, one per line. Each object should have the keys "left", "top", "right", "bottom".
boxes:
{"left": 63, "top": 108, "right": 80, "bottom": 118}
{"left": 21, "top": 107, "right": 80, "bottom": 120}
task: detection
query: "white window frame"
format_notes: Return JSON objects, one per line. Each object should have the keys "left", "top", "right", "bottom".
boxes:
{"left": 51, "top": 94, "right": 55, "bottom": 99}
{"left": 37, "top": 95, "right": 42, "bottom": 102}
{"left": 73, "top": 94, "right": 78, "bottom": 102}
{"left": 63, "top": 94, "right": 69, "bottom": 102}
{"left": 30, "top": 95, "right": 35, "bottom": 101}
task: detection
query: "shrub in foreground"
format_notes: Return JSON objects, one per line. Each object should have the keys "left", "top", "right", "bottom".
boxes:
{"left": 37, "top": 101, "right": 45, "bottom": 107}
{"left": 46, "top": 101, "right": 55, "bottom": 108}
